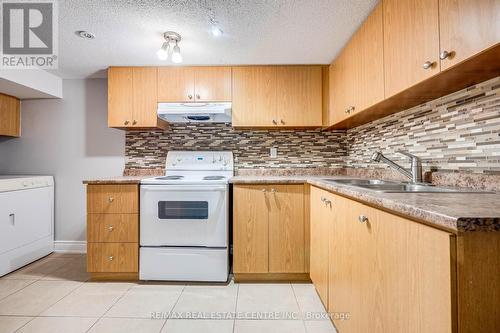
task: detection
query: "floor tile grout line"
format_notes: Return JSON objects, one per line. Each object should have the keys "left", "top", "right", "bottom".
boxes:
{"left": 0, "top": 279, "right": 38, "bottom": 302}
{"left": 290, "top": 282, "right": 309, "bottom": 332}
{"left": 84, "top": 282, "right": 136, "bottom": 333}
{"left": 160, "top": 284, "right": 187, "bottom": 332}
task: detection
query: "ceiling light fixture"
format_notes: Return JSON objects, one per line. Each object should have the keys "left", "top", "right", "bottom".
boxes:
{"left": 157, "top": 31, "right": 182, "bottom": 63}
{"left": 208, "top": 17, "right": 223, "bottom": 37}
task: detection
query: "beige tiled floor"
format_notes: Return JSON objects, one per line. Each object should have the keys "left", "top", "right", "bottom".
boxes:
{"left": 0, "top": 253, "right": 337, "bottom": 333}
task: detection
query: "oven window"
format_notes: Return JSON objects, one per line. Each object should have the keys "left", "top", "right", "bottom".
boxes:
{"left": 158, "top": 201, "right": 208, "bottom": 219}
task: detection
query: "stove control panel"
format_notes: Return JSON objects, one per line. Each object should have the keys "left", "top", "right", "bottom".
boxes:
{"left": 166, "top": 151, "right": 234, "bottom": 171}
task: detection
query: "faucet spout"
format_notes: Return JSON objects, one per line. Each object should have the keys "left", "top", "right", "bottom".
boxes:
{"left": 371, "top": 151, "right": 423, "bottom": 183}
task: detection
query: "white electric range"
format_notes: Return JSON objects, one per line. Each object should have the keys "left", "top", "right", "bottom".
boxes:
{"left": 139, "top": 151, "right": 233, "bottom": 282}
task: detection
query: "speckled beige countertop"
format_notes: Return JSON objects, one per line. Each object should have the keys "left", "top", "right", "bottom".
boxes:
{"left": 82, "top": 176, "right": 148, "bottom": 184}
{"left": 230, "top": 175, "right": 500, "bottom": 233}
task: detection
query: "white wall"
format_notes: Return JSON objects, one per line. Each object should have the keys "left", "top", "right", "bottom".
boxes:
{"left": 0, "top": 79, "right": 125, "bottom": 242}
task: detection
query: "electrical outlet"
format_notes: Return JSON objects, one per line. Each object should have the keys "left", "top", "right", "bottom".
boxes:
{"left": 270, "top": 147, "right": 278, "bottom": 158}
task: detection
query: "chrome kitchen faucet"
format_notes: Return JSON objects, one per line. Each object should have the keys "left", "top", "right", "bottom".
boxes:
{"left": 371, "top": 151, "right": 423, "bottom": 184}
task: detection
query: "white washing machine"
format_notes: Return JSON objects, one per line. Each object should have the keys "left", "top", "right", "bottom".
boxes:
{"left": 0, "top": 176, "right": 54, "bottom": 276}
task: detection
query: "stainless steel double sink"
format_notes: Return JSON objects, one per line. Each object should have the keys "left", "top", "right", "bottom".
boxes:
{"left": 322, "top": 178, "right": 491, "bottom": 193}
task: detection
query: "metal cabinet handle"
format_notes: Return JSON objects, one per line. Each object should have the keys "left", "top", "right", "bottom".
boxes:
{"left": 423, "top": 61, "right": 434, "bottom": 70}
{"left": 108, "top": 256, "right": 114, "bottom": 261}
{"left": 280, "top": 119, "right": 285, "bottom": 125}
{"left": 132, "top": 120, "right": 137, "bottom": 125}
{"left": 261, "top": 188, "right": 267, "bottom": 192}
{"left": 358, "top": 215, "right": 368, "bottom": 223}
{"left": 324, "top": 199, "right": 332, "bottom": 206}
{"left": 108, "top": 197, "right": 114, "bottom": 203}
{"left": 124, "top": 120, "right": 130, "bottom": 125}
{"left": 188, "top": 94, "right": 193, "bottom": 99}
{"left": 107, "top": 225, "right": 114, "bottom": 232}
{"left": 272, "top": 119, "right": 278, "bottom": 125}
{"left": 440, "top": 50, "right": 452, "bottom": 60}
{"left": 321, "top": 197, "right": 326, "bottom": 202}
{"left": 196, "top": 94, "right": 201, "bottom": 99}
{"left": 271, "top": 188, "right": 276, "bottom": 193}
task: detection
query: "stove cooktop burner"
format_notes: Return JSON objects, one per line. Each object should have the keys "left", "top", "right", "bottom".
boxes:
{"left": 203, "top": 176, "right": 226, "bottom": 181}
{"left": 156, "top": 175, "right": 184, "bottom": 180}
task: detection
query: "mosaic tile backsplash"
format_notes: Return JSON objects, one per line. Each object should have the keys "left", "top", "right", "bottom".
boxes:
{"left": 125, "top": 76, "right": 500, "bottom": 174}
{"left": 346, "top": 76, "right": 500, "bottom": 174}
{"left": 125, "top": 126, "right": 346, "bottom": 172}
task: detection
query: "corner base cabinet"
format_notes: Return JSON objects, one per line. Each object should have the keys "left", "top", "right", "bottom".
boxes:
{"left": 86, "top": 184, "right": 139, "bottom": 280}
{"left": 310, "top": 186, "right": 500, "bottom": 333}
{"left": 233, "top": 184, "right": 309, "bottom": 281}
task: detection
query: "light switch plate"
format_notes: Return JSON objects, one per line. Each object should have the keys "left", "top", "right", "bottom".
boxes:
{"left": 270, "top": 147, "right": 277, "bottom": 158}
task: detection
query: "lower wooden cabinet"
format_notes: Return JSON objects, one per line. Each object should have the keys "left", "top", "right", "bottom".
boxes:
{"left": 309, "top": 186, "right": 334, "bottom": 306}
{"left": 233, "top": 184, "right": 308, "bottom": 280}
{"left": 86, "top": 184, "right": 139, "bottom": 280}
{"left": 310, "top": 186, "right": 500, "bottom": 333}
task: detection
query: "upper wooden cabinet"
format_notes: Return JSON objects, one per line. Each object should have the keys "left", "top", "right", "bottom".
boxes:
{"left": 328, "top": 0, "right": 500, "bottom": 129}
{"left": 233, "top": 184, "right": 306, "bottom": 278}
{"left": 276, "top": 66, "right": 322, "bottom": 127}
{"left": 108, "top": 67, "right": 166, "bottom": 129}
{"left": 232, "top": 66, "right": 277, "bottom": 127}
{"left": 232, "top": 66, "right": 322, "bottom": 127}
{"left": 328, "top": 3, "right": 384, "bottom": 125}
{"left": 439, "top": 0, "right": 500, "bottom": 70}
{"left": 383, "top": 0, "right": 441, "bottom": 98}
{"left": 0, "top": 93, "right": 20, "bottom": 137}
{"left": 157, "top": 66, "right": 231, "bottom": 102}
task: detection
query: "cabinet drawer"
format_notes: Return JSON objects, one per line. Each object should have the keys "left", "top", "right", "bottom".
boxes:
{"left": 87, "top": 243, "right": 138, "bottom": 272}
{"left": 87, "top": 185, "right": 138, "bottom": 213}
{"left": 87, "top": 214, "right": 138, "bottom": 243}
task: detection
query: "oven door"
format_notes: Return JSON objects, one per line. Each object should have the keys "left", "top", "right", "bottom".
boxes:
{"left": 140, "top": 184, "right": 228, "bottom": 247}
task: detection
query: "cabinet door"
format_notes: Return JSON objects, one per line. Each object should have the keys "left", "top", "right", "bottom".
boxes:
{"left": 108, "top": 67, "right": 134, "bottom": 127}
{"left": 330, "top": 194, "right": 454, "bottom": 332}
{"left": 194, "top": 67, "right": 232, "bottom": 102}
{"left": 232, "top": 66, "right": 277, "bottom": 127}
{"left": 383, "top": 0, "right": 440, "bottom": 97}
{"left": 268, "top": 185, "right": 305, "bottom": 273}
{"left": 276, "top": 66, "right": 322, "bottom": 127}
{"left": 233, "top": 185, "right": 269, "bottom": 273}
{"left": 131, "top": 67, "right": 158, "bottom": 127}
{"left": 439, "top": 0, "right": 500, "bottom": 70}
{"left": 310, "top": 187, "right": 332, "bottom": 306}
{"left": 354, "top": 2, "right": 384, "bottom": 112}
{"left": 329, "top": 53, "right": 349, "bottom": 125}
{"left": 0, "top": 93, "right": 20, "bottom": 137}
{"left": 373, "top": 210, "right": 453, "bottom": 333}
{"left": 329, "top": 196, "right": 377, "bottom": 332}
{"left": 157, "top": 67, "right": 195, "bottom": 102}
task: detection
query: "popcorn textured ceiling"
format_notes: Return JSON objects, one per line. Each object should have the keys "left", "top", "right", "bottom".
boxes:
{"left": 53, "top": 0, "right": 378, "bottom": 78}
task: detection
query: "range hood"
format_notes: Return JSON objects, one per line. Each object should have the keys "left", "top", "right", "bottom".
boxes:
{"left": 157, "top": 102, "right": 232, "bottom": 123}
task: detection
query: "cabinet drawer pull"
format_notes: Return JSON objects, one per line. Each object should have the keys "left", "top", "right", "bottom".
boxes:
{"left": 440, "top": 50, "right": 452, "bottom": 60}
{"left": 423, "top": 61, "right": 435, "bottom": 70}
{"left": 358, "top": 215, "right": 368, "bottom": 223}
{"left": 261, "top": 188, "right": 267, "bottom": 192}
{"left": 108, "top": 197, "right": 114, "bottom": 203}
{"left": 108, "top": 256, "right": 114, "bottom": 261}
{"left": 107, "top": 225, "right": 114, "bottom": 232}
{"left": 270, "top": 188, "right": 276, "bottom": 193}
{"left": 272, "top": 119, "right": 278, "bottom": 125}
{"left": 188, "top": 94, "right": 193, "bottom": 99}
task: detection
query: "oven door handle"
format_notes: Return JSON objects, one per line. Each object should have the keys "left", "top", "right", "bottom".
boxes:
{"left": 141, "top": 185, "right": 228, "bottom": 192}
